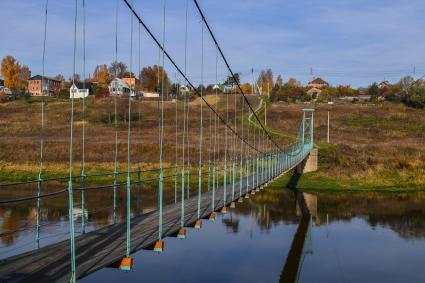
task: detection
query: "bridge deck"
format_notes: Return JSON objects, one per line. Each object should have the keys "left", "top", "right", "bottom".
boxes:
{"left": 0, "top": 176, "right": 264, "bottom": 283}
{"left": 0, "top": 146, "right": 312, "bottom": 283}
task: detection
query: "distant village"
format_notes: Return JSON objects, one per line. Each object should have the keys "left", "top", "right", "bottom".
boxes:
{"left": 1, "top": 55, "right": 424, "bottom": 108}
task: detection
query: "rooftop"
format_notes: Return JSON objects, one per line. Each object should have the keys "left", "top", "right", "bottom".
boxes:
{"left": 309, "top": 78, "right": 328, "bottom": 85}
{"left": 29, "top": 75, "right": 61, "bottom": 82}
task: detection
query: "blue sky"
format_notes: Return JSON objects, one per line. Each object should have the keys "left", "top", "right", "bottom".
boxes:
{"left": 1, "top": 0, "right": 425, "bottom": 87}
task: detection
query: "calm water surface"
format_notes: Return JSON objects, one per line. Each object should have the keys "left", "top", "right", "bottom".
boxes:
{"left": 1, "top": 185, "right": 425, "bottom": 282}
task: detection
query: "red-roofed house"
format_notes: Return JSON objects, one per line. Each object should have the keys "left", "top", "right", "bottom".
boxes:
{"left": 307, "top": 78, "right": 329, "bottom": 89}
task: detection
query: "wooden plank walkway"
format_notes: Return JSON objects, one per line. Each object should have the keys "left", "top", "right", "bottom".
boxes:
{"left": 0, "top": 146, "right": 312, "bottom": 283}
{"left": 0, "top": 174, "right": 267, "bottom": 283}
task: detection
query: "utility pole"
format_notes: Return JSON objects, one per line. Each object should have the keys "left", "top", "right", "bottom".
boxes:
{"left": 265, "top": 102, "right": 267, "bottom": 126}
{"left": 327, "top": 111, "right": 330, "bottom": 143}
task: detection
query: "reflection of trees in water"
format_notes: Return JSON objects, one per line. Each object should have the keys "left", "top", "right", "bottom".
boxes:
{"left": 0, "top": 184, "right": 170, "bottom": 246}
{"left": 315, "top": 192, "right": 425, "bottom": 240}
{"left": 225, "top": 190, "right": 300, "bottom": 232}
{"left": 3, "top": 186, "right": 425, "bottom": 247}
{"left": 220, "top": 190, "right": 425, "bottom": 240}
{"left": 221, "top": 212, "right": 240, "bottom": 233}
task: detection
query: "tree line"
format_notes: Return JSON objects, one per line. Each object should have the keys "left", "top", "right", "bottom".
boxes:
{"left": 2, "top": 55, "right": 424, "bottom": 108}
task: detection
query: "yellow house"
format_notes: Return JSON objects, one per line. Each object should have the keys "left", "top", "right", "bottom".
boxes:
{"left": 307, "top": 78, "right": 329, "bottom": 89}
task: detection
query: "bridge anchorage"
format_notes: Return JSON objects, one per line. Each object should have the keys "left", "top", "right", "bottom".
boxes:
{"left": 0, "top": 1, "right": 317, "bottom": 283}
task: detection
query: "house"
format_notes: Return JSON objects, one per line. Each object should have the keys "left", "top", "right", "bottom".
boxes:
{"left": 69, "top": 84, "right": 89, "bottom": 99}
{"left": 307, "top": 87, "right": 321, "bottom": 99}
{"left": 143, "top": 92, "right": 159, "bottom": 98}
{"left": 109, "top": 78, "right": 131, "bottom": 96}
{"left": 378, "top": 80, "right": 391, "bottom": 89}
{"left": 121, "top": 77, "right": 137, "bottom": 88}
{"left": 307, "top": 78, "right": 329, "bottom": 89}
{"left": 28, "top": 75, "right": 62, "bottom": 96}
{"left": 0, "top": 86, "right": 12, "bottom": 96}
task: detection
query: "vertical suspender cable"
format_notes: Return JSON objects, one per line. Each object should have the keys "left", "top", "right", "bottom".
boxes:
{"left": 211, "top": 47, "right": 218, "bottom": 213}
{"left": 232, "top": 84, "right": 237, "bottom": 200}
{"left": 207, "top": 107, "right": 212, "bottom": 192}
{"left": 223, "top": 79, "right": 229, "bottom": 208}
{"left": 180, "top": 80, "right": 186, "bottom": 229}
{"left": 36, "top": 0, "right": 48, "bottom": 249}
{"left": 113, "top": 0, "right": 119, "bottom": 225}
{"left": 197, "top": 19, "right": 204, "bottom": 220}
{"left": 174, "top": 74, "right": 179, "bottom": 204}
{"left": 239, "top": 93, "right": 244, "bottom": 197}
{"left": 246, "top": 97, "right": 250, "bottom": 193}
{"left": 137, "top": 22, "right": 142, "bottom": 214}
{"left": 180, "top": 0, "right": 189, "bottom": 231}
{"left": 186, "top": 88, "right": 191, "bottom": 200}
{"left": 184, "top": 0, "right": 191, "bottom": 200}
{"left": 158, "top": 0, "right": 167, "bottom": 243}
{"left": 68, "top": 1, "right": 78, "bottom": 281}
{"left": 252, "top": 115, "right": 256, "bottom": 189}
{"left": 81, "top": 0, "right": 87, "bottom": 235}
{"left": 126, "top": 0, "right": 134, "bottom": 258}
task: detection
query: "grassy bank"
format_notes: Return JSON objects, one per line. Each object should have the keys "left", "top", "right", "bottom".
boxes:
{"left": 1, "top": 96, "right": 424, "bottom": 191}
{"left": 265, "top": 103, "right": 425, "bottom": 191}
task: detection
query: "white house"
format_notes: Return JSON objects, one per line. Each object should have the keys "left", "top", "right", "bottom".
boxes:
{"left": 307, "top": 87, "right": 321, "bottom": 99}
{"left": 69, "top": 84, "right": 89, "bottom": 99}
{"left": 0, "top": 86, "right": 13, "bottom": 96}
{"left": 378, "top": 80, "right": 391, "bottom": 89}
{"left": 109, "top": 78, "right": 131, "bottom": 96}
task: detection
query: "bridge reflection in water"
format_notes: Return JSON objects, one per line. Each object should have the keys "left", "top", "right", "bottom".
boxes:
{"left": 280, "top": 191, "right": 315, "bottom": 283}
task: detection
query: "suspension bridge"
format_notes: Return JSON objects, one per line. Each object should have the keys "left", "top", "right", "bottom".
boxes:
{"left": 0, "top": 1, "right": 317, "bottom": 282}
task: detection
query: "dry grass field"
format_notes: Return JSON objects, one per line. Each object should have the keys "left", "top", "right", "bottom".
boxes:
{"left": 1, "top": 96, "right": 424, "bottom": 191}
{"left": 265, "top": 102, "right": 425, "bottom": 191}
{"left": 0, "top": 95, "right": 264, "bottom": 183}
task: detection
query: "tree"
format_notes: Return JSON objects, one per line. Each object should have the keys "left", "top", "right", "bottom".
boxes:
{"left": 257, "top": 69, "right": 273, "bottom": 95}
{"left": 275, "top": 75, "right": 283, "bottom": 88}
{"left": 337, "top": 85, "right": 356, "bottom": 97}
{"left": 278, "top": 82, "right": 305, "bottom": 102}
{"left": 53, "top": 74, "right": 65, "bottom": 83}
{"left": 399, "top": 76, "right": 415, "bottom": 98}
{"left": 368, "top": 82, "right": 379, "bottom": 98}
{"left": 69, "top": 74, "right": 81, "bottom": 83}
{"left": 19, "top": 65, "right": 31, "bottom": 84}
{"left": 240, "top": 83, "right": 252, "bottom": 94}
{"left": 109, "top": 61, "right": 128, "bottom": 78}
{"left": 287, "top": 78, "right": 302, "bottom": 88}
{"left": 140, "top": 65, "right": 171, "bottom": 94}
{"left": 408, "top": 83, "right": 425, "bottom": 108}
{"left": 223, "top": 73, "right": 240, "bottom": 86}
{"left": 1, "top": 56, "right": 22, "bottom": 92}
{"left": 385, "top": 84, "right": 403, "bottom": 102}
{"left": 93, "top": 64, "right": 110, "bottom": 88}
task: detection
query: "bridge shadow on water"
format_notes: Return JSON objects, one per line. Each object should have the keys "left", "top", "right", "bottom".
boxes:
{"left": 280, "top": 167, "right": 314, "bottom": 283}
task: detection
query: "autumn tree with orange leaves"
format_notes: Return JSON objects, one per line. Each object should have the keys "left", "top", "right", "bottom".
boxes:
{"left": 1, "top": 56, "right": 26, "bottom": 93}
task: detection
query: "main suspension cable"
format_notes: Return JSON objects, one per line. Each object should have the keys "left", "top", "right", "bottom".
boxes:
{"left": 121, "top": 0, "right": 263, "bottom": 154}
{"left": 192, "top": 0, "right": 281, "bottom": 151}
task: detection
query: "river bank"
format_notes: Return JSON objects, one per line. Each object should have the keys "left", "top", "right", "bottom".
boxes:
{"left": 265, "top": 103, "right": 425, "bottom": 192}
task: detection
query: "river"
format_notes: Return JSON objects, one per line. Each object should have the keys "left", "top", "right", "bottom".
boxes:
{"left": 1, "top": 184, "right": 425, "bottom": 282}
